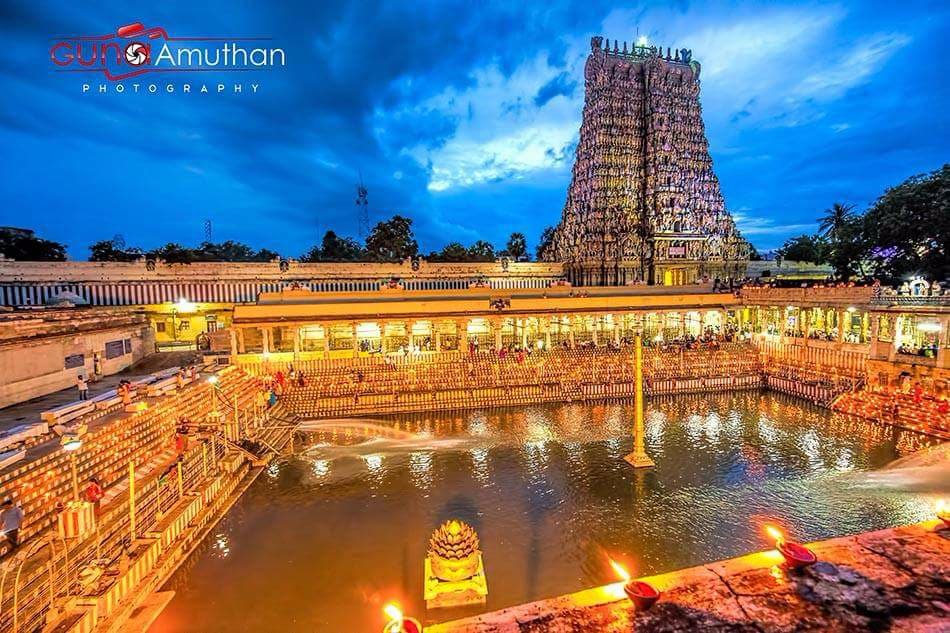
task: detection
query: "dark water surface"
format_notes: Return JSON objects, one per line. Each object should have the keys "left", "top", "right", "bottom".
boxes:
{"left": 152, "top": 392, "right": 941, "bottom": 632}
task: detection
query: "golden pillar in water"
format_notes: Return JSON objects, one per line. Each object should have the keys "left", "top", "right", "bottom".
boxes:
{"left": 624, "top": 334, "right": 655, "bottom": 468}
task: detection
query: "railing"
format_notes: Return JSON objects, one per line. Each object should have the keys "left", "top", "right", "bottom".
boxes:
{"left": 754, "top": 338, "right": 868, "bottom": 375}
{"left": 870, "top": 295, "right": 950, "bottom": 307}
{"left": 0, "top": 439, "right": 227, "bottom": 633}
{"left": 739, "top": 286, "right": 875, "bottom": 305}
{"left": 895, "top": 352, "right": 938, "bottom": 366}
{"left": 0, "top": 367, "right": 265, "bottom": 632}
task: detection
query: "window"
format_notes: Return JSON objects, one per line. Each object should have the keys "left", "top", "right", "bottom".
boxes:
{"left": 105, "top": 340, "right": 126, "bottom": 359}
{"left": 65, "top": 354, "right": 84, "bottom": 369}
{"left": 155, "top": 322, "right": 167, "bottom": 333}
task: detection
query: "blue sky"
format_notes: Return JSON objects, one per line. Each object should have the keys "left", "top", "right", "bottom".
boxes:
{"left": 0, "top": 1, "right": 947, "bottom": 259}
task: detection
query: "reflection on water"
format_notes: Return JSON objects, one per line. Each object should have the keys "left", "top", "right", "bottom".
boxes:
{"left": 152, "top": 392, "right": 943, "bottom": 633}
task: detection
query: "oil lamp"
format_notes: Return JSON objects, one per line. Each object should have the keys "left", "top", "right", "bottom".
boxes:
{"left": 610, "top": 559, "right": 660, "bottom": 611}
{"left": 383, "top": 603, "right": 422, "bottom": 633}
{"left": 936, "top": 500, "right": 950, "bottom": 528}
{"left": 765, "top": 524, "right": 817, "bottom": 569}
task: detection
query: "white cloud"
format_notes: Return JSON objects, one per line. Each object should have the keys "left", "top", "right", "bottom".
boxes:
{"left": 792, "top": 33, "right": 911, "bottom": 101}
{"left": 375, "top": 46, "right": 587, "bottom": 192}
{"left": 733, "top": 211, "right": 814, "bottom": 236}
{"left": 606, "top": 5, "right": 910, "bottom": 131}
{"left": 375, "top": 3, "right": 912, "bottom": 193}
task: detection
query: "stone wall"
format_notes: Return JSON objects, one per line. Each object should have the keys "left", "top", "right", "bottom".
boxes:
{"left": 0, "top": 259, "right": 565, "bottom": 307}
{"left": 0, "top": 258, "right": 563, "bottom": 283}
{"left": 0, "top": 309, "right": 154, "bottom": 407}
{"left": 430, "top": 521, "right": 950, "bottom": 632}
{"left": 746, "top": 260, "right": 835, "bottom": 280}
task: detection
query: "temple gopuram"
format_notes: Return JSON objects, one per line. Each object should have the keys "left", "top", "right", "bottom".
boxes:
{"left": 545, "top": 36, "right": 749, "bottom": 286}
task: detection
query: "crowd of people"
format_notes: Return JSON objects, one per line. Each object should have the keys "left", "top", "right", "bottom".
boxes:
{"left": 273, "top": 336, "right": 765, "bottom": 417}
{"left": 896, "top": 342, "right": 940, "bottom": 358}
{"left": 834, "top": 380, "right": 949, "bottom": 437}
{"left": 740, "top": 278, "right": 880, "bottom": 290}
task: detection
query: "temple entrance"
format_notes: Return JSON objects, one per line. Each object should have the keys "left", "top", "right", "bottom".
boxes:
{"left": 663, "top": 268, "right": 689, "bottom": 286}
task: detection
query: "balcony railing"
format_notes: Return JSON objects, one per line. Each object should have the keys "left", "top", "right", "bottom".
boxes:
{"left": 739, "top": 286, "right": 875, "bottom": 305}
{"left": 870, "top": 295, "right": 950, "bottom": 307}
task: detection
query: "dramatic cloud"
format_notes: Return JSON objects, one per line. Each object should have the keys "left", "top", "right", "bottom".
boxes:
{"left": 0, "top": 0, "right": 945, "bottom": 258}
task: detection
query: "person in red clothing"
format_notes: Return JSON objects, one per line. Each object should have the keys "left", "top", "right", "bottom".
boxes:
{"left": 174, "top": 428, "right": 189, "bottom": 455}
{"left": 938, "top": 399, "right": 949, "bottom": 415}
{"left": 83, "top": 476, "right": 104, "bottom": 514}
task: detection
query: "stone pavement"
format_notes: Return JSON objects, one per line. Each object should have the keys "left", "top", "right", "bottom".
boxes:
{"left": 0, "top": 351, "right": 198, "bottom": 433}
{"left": 430, "top": 521, "right": 950, "bottom": 632}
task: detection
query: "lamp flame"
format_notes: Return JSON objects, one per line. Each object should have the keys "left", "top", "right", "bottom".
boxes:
{"left": 936, "top": 499, "right": 946, "bottom": 513}
{"left": 609, "top": 558, "right": 631, "bottom": 582}
{"left": 383, "top": 603, "right": 403, "bottom": 624}
{"left": 764, "top": 524, "right": 784, "bottom": 545}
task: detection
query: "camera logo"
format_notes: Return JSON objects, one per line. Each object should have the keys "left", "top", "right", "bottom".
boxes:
{"left": 50, "top": 22, "right": 285, "bottom": 81}
{"left": 124, "top": 42, "right": 149, "bottom": 66}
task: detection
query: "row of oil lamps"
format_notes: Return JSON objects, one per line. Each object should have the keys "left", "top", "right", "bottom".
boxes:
{"left": 382, "top": 503, "right": 950, "bottom": 632}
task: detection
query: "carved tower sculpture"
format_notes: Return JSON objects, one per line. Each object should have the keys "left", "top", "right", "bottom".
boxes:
{"left": 545, "top": 36, "right": 748, "bottom": 285}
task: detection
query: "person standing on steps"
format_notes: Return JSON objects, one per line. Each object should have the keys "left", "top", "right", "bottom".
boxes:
{"left": 77, "top": 374, "right": 89, "bottom": 401}
{"left": 83, "top": 476, "right": 104, "bottom": 515}
{"left": 1, "top": 499, "right": 24, "bottom": 550}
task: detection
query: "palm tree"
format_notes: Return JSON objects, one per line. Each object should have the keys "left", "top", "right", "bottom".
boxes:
{"left": 818, "top": 202, "right": 855, "bottom": 240}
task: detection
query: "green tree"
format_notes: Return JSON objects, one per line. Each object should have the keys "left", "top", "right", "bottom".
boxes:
{"left": 504, "top": 232, "right": 528, "bottom": 261}
{"left": 0, "top": 228, "right": 66, "bottom": 261}
{"left": 467, "top": 240, "right": 496, "bottom": 262}
{"left": 776, "top": 234, "right": 828, "bottom": 263}
{"left": 194, "top": 241, "right": 255, "bottom": 262}
{"left": 150, "top": 243, "right": 196, "bottom": 264}
{"left": 818, "top": 202, "right": 856, "bottom": 240}
{"left": 89, "top": 239, "right": 142, "bottom": 262}
{"left": 190, "top": 241, "right": 278, "bottom": 262}
{"left": 745, "top": 240, "right": 763, "bottom": 261}
{"left": 302, "top": 231, "right": 364, "bottom": 262}
{"left": 300, "top": 244, "right": 321, "bottom": 263}
{"left": 365, "top": 215, "right": 418, "bottom": 262}
{"left": 536, "top": 226, "right": 556, "bottom": 261}
{"left": 862, "top": 164, "right": 950, "bottom": 282}
{"left": 824, "top": 216, "right": 869, "bottom": 281}
{"left": 429, "top": 242, "right": 470, "bottom": 262}
{"left": 253, "top": 248, "right": 280, "bottom": 262}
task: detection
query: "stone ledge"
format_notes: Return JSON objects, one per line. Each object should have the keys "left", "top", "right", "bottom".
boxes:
{"left": 429, "top": 521, "right": 949, "bottom": 632}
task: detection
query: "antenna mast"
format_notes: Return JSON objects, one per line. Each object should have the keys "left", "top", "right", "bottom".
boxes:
{"left": 355, "top": 172, "right": 369, "bottom": 241}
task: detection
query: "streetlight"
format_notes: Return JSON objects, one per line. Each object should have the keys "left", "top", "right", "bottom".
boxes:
{"left": 208, "top": 375, "right": 219, "bottom": 413}
{"left": 61, "top": 434, "right": 82, "bottom": 502}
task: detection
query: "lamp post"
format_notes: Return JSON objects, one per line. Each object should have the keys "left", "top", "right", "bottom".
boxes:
{"left": 61, "top": 434, "right": 82, "bottom": 502}
{"left": 208, "top": 374, "right": 219, "bottom": 413}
